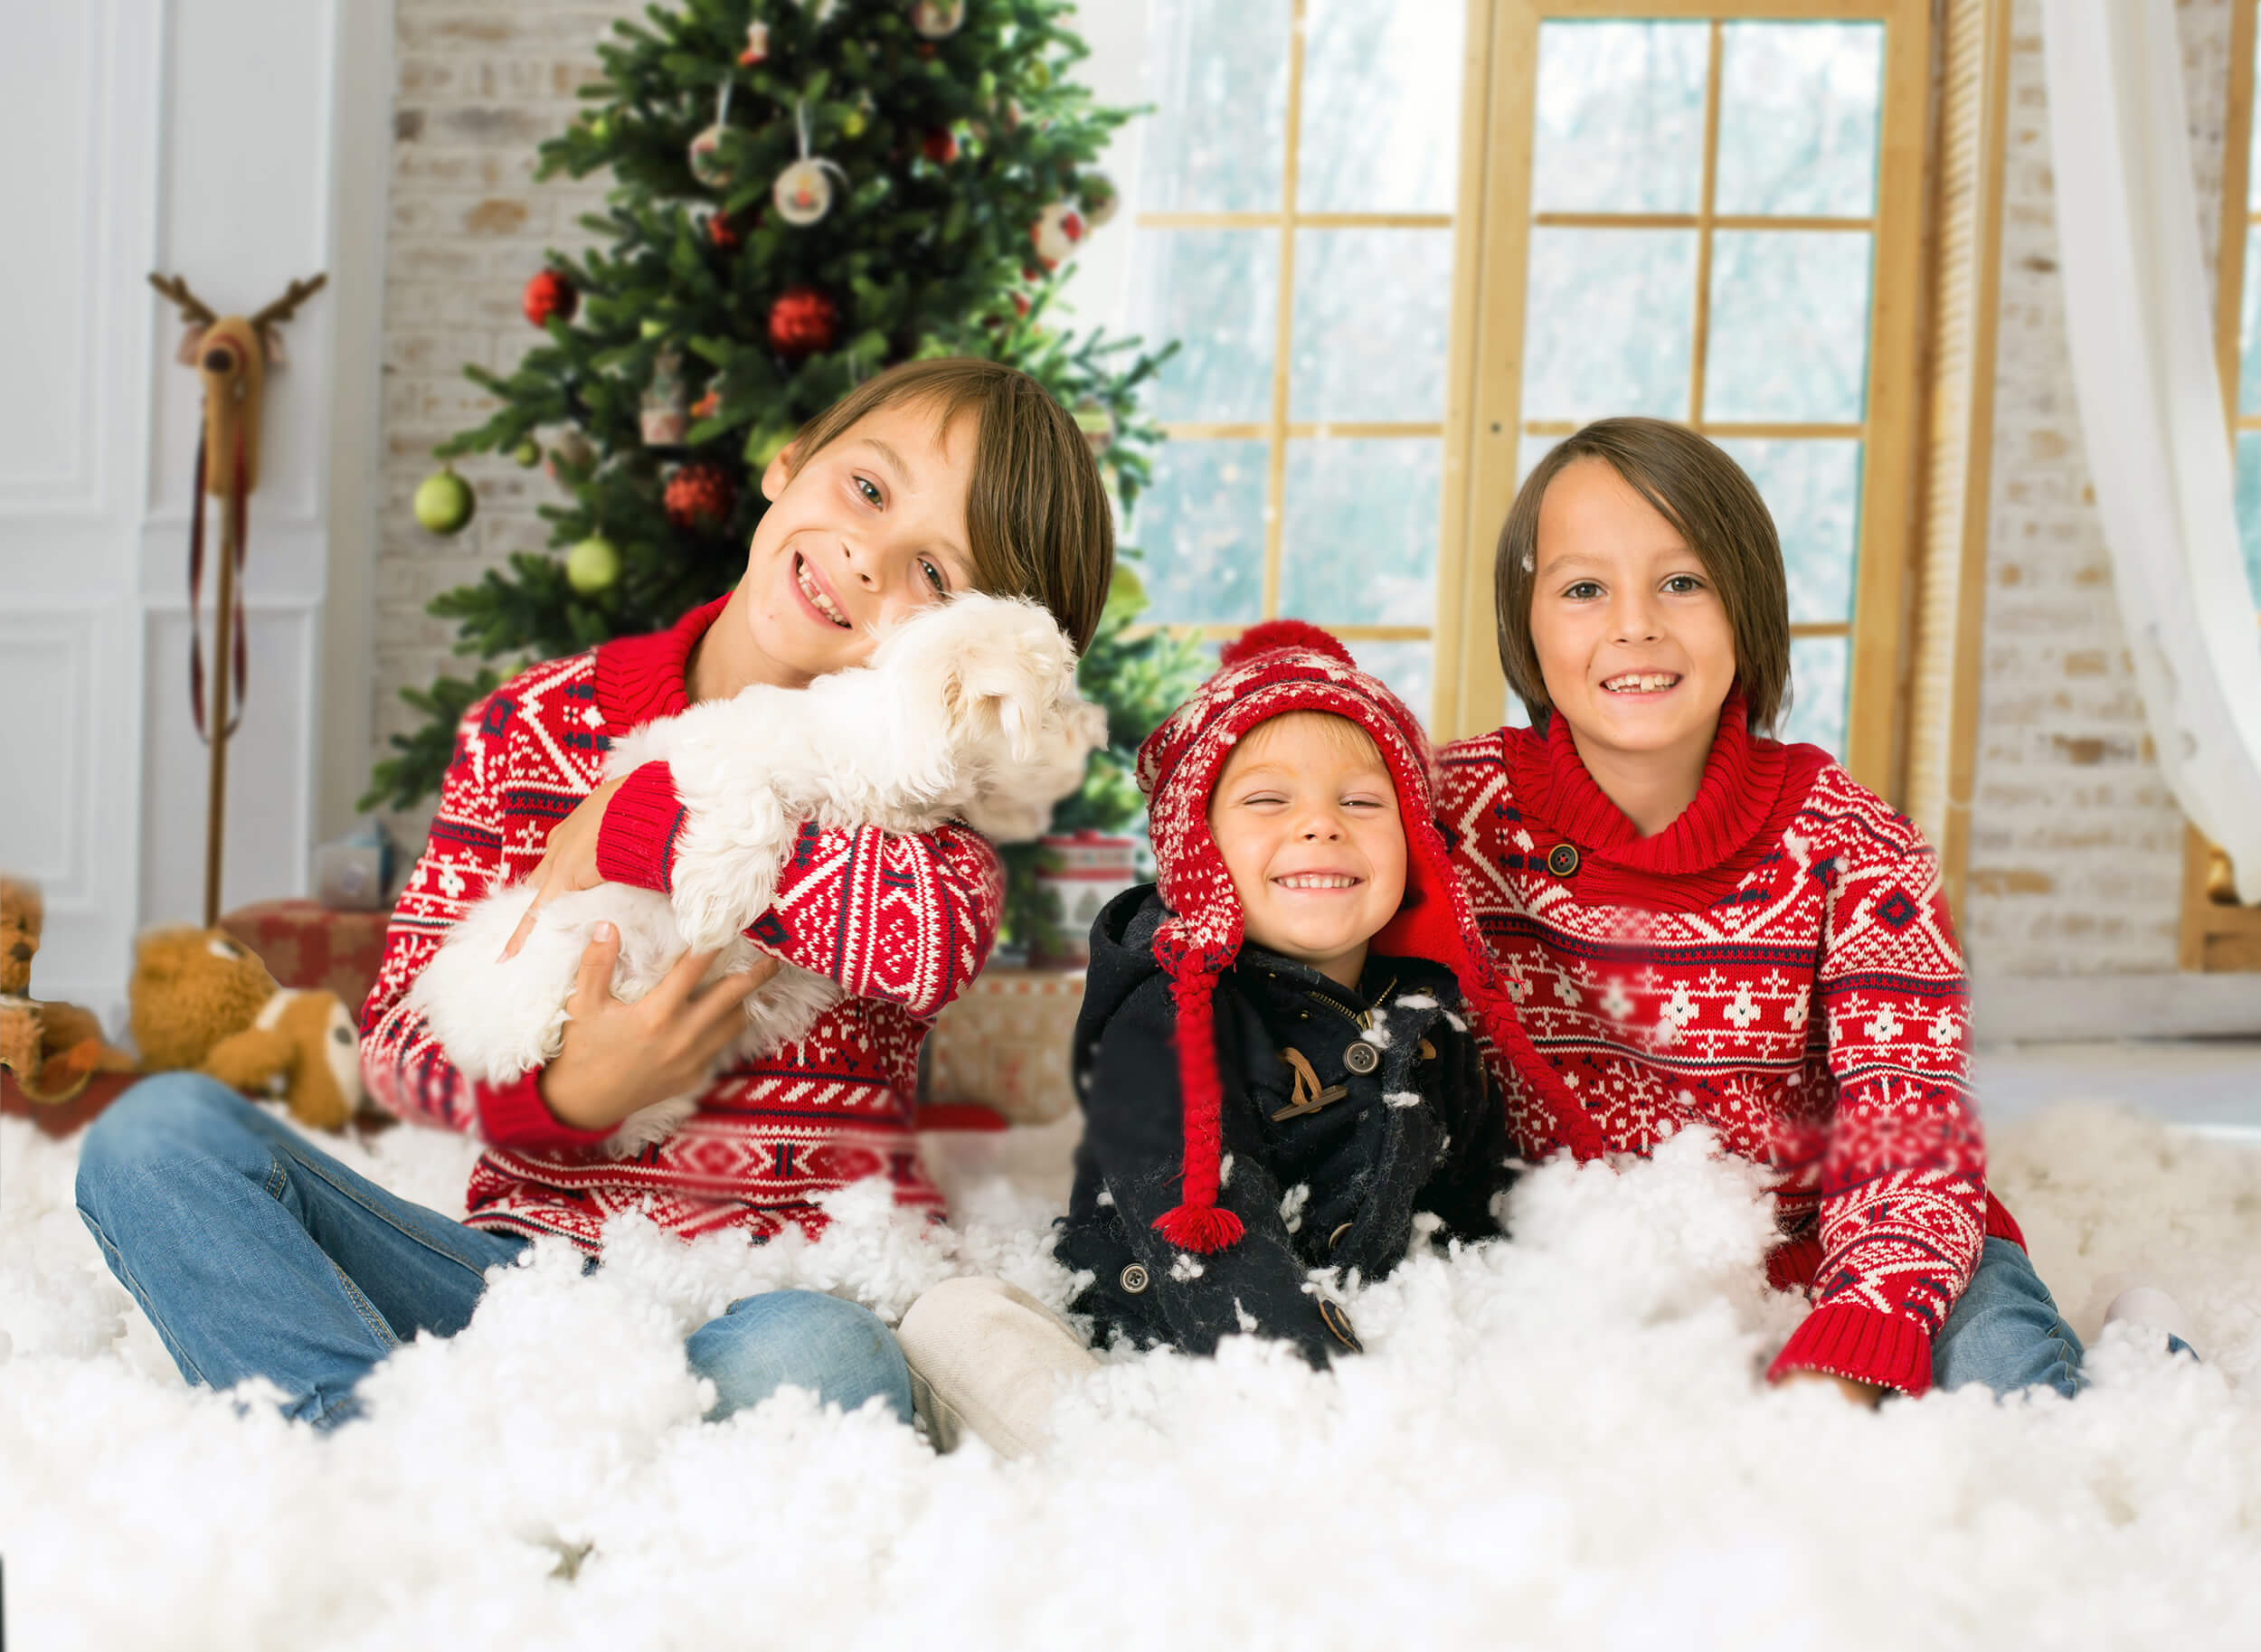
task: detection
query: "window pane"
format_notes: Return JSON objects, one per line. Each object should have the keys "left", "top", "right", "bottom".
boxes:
{"left": 2234, "top": 433, "right": 2261, "bottom": 607}
{"left": 1142, "top": 0, "right": 1291, "bottom": 212}
{"left": 1712, "top": 438, "right": 1862, "bottom": 623}
{"left": 1518, "top": 433, "right": 1558, "bottom": 487}
{"left": 1524, "top": 228, "right": 1698, "bottom": 421}
{"left": 1280, "top": 439, "right": 1441, "bottom": 623}
{"left": 1137, "top": 440, "right": 1269, "bottom": 625}
{"left": 1704, "top": 231, "right": 1872, "bottom": 423}
{"left": 1783, "top": 635, "right": 1849, "bottom": 760}
{"left": 2239, "top": 224, "right": 2261, "bottom": 414}
{"left": 1531, "top": 21, "right": 1709, "bottom": 213}
{"left": 1297, "top": 0, "right": 1464, "bottom": 212}
{"left": 1132, "top": 231, "right": 1279, "bottom": 423}
{"left": 1290, "top": 229, "right": 1452, "bottom": 421}
{"left": 1347, "top": 640, "right": 1434, "bottom": 726}
{"left": 1714, "top": 23, "right": 1883, "bottom": 218}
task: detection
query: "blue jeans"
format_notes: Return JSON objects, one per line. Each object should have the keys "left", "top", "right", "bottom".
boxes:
{"left": 75, "top": 1073, "right": 913, "bottom": 1431}
{"left": 1931, "top": 1236, "right": 2086, "bottom": 1399}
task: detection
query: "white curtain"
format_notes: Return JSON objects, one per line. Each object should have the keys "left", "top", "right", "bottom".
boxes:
{"left": 2043, "top": 0, "right": 2261, "bottom": 903}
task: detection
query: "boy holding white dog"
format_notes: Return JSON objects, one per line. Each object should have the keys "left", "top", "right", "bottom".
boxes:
{"left": 76, "top": 359, "right": 1112, "bottom": 1431}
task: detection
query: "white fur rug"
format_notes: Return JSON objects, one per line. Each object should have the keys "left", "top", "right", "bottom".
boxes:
{"left": 5, "top": 1101, "right": 2260, "bottom": 1651}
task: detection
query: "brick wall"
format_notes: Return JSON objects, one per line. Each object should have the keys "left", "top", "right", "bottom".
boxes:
{"left": 1960, "top": 0, "right": 2229, "bottom": 976}
{"left": 375, "top": 5, "right": 622, "bottom": 836}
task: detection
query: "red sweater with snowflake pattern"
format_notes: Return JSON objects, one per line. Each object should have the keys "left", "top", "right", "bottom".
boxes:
{"left": 1437, "top": 695, "right": 2021, "bottom": 1396}
{"left": 359, "top": 597, "right": 1001, "bottom": 1252}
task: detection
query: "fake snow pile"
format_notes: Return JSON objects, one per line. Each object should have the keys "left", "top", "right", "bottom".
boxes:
{"left": 5, "top": 1103, "right": 2261, "bottom": 1651}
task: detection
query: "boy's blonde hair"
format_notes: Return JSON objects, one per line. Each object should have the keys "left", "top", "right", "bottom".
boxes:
{"left": 1493, "top": 417, "right": 1792, "bottom": 733}
{"left": 787, "top": 359, "right": 1113, "bottom": 651}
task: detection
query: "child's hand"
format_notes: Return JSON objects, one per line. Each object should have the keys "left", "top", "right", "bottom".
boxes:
{"left": 1779, "top": 1369, "right": 1887, "bottom": 1408}
{"left": 499, "top": 775, "right": 628, "bottom": 960}
{"left": 536, "top": 923, "right": 779, "bottom": 1131}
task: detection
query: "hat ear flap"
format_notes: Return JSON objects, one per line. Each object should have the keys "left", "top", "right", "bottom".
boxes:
{"left": 1150, "top": 964, "right": 1246, "bottom": 1253}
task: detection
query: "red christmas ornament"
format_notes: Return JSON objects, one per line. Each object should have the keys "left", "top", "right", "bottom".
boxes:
{"left": 707, "top": 211, "right": 740, "bottom": 250}
{"left": 663, "top": 461, "right": 737, "bottom": 533}
{"left": 690, "top": 387, "right": 721, "bottom": 420}
{"left": 922, "top": 127, "right": 959, "bottom": 164}
{"left": 522, "top": 268, "right": 577, "bottom": 328}
{"left": 768, "top": 287, "right": 838, "bottom": 357}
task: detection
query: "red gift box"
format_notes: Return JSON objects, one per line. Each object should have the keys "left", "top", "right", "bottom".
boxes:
{"left": 219, "top": 899, "right": 392, "bottom": 1017}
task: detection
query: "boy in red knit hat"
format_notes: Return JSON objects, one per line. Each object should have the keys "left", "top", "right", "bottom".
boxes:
{"left": 894, "top": 621, "right": 1600, "bottom": 1454}
{"left": 1441, "top": 416, "right": 2190, "bottom": 1404}
{"left": 75, "top": 360, "right": 1115, "bottom": 1431}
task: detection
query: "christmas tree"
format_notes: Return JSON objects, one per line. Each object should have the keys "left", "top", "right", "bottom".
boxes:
{"left": 367, "top": 0, "right": 1203, "bottom": 936}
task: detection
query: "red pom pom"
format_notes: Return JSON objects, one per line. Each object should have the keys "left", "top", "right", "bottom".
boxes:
{"left": 522, "top": 269, "right": 577, "bottom": 329}
{"left": 1152, "top": 1204, "right": 1245, "bottom": 1254}
{"left": 663, "top": 461, "right": 736, "bottom": 533}
{"left": 922, "top": 127, "right": 959, "bottom": 164}
{"left": 1219, "top": 619, "right": 1355, "bottom": 670}
{"left": 768, "top": 287, "right": 837, "bottom": 358}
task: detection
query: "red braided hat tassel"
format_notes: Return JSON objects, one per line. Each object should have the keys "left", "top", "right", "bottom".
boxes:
{"left": 1151, "top": 965, "right": 1246, "bottom": 1252}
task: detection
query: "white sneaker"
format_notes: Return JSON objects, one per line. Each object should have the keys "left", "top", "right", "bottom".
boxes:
{"left": 898, "top": 1276, "right": 1099, "bottom": 1459}
{"left": 2104, "top": 1285, "right": 2197, "bottom": 1355}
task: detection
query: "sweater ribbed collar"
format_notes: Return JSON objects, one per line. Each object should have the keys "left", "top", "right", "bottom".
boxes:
{"left": 1504, "top": 690, "right": 1830, "bottom": 905}
{"left": 590, "top": 595, "right": 731, "bottom": 734}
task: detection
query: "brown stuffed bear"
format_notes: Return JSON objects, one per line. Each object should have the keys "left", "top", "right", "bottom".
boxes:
{"left": 128, "top": 927, "right": 364, "bottom": 1131}
{"left": 0, "top": 877, "right": 138, "bottom": 1103}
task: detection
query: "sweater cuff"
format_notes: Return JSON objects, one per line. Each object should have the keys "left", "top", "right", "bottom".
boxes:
{"left": 1768, "top": 1301, "right": 1935, "bottom": 1397}
{"left": 473, "top": 1071, "right": 613, "bottom": 1153}
{"left": 1984, "top": 1194, "right": 2026, "bottom": 1251}
{"left": 594, "top": 761, "right": 683, "bottom": 892}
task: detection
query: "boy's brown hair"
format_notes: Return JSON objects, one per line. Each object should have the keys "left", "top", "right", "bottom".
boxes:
{"left": 1492, "top": 417, "right": 1792, "bottom": 733}
{"left": 787, "top": 358, "right": 1113, "bottom": 651}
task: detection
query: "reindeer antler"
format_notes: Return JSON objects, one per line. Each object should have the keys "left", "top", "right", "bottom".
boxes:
{"left": 147, "top": 271, "right": 218, "bottom": 329}
{"left": 249, "top": 273, "right": 328, "bottom": 335}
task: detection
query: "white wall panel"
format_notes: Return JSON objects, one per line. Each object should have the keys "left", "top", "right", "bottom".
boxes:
{"left": 138, "top": 604, "right": 320, "bottom": 928}
{"left": 0, "top": 620, "right": 92, "bottom": 892}
{"left": 0, "top": 4, "right": 102, "bottom": 509}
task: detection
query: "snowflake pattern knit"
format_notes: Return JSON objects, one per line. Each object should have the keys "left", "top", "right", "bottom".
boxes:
{"left": 359, "top": 598, "right": 1001, "bottom": 1251}
{"left": 1437, "top": 695, "right": 2022, "bottom": 1395}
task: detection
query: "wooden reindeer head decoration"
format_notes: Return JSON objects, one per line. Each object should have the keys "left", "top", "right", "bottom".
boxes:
{"left": 147, "top": 269, "right": 326, "bottom": 928}
{"left": 148, "top": 271, "right": 326, "bottom": 496}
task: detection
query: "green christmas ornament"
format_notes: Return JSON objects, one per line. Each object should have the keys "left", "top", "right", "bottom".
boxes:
{"left": 639, "top": 318, "right": 667, "bottom": 340}
{"left": 413, "top": 467, "right": 474, "bottom": 535}
{"left": 512, "top": 438, "right": 541, "bottom": 468}
{"left": 565, "top": 535, "right": 621, "bottom": 594}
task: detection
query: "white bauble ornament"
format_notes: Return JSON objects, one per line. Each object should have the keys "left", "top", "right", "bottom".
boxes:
{"left": 688, "top": 123, "right": 731, "bottom": 188}
{"left": 1030, "top": 201, "right": 1086, "bottom": 269}
{"left": 910, "top": 0, "right": 965, "bottom": 39}
{"left": 773, "top": 157, "right": 843, "bottom": 226}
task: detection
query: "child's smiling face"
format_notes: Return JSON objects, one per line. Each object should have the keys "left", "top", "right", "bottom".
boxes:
{"left": 1528, "top": 457, "right": 1738, "bottom": 772}
{"left": 729, "top": 399, "right": 979, "bottom": 686}
{"left": 1206, "top": 713, "right": 1408, "bottom": 989}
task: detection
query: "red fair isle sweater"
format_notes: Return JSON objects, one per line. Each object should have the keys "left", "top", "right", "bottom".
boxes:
{"left": 1437, "top": 694, "right": 2021, "bottom": 1396}
{"left": 360, "top": 598, "right": 1002, "bottom": 1251}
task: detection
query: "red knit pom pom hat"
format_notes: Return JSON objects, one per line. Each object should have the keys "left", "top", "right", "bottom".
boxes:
{"left": 1135, "top": 620, "right": 1608, "bottom": 1254}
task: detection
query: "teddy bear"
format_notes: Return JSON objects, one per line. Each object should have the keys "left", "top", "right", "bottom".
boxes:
{"left": 128, "top": 926, "right": 364, "bottom": 1131}
{"left": 0, "top": 877, "right": 138, "bottom": 1103}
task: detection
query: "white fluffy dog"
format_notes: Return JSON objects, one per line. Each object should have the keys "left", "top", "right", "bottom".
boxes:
{"left": 408, "top": 592, "right": 1106, "bottom": 1154}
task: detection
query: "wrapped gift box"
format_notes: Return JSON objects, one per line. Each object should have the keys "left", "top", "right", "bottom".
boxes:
{"left": 920, "top": 965, "right": 1085, "bottom": 1127}
{"left": 220, "top": 899, "right": 391, "bottom": 1016}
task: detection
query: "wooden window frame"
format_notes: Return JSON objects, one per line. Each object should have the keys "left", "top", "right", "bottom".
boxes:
{"left": 1433, "top": 0, "right": 1932, "bottom": 791}
{"left": 2186, "top": 0, "right": 2261, "bottom": 970}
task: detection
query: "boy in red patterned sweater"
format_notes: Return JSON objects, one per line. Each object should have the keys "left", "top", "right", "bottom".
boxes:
{"left": 1444, "top": 417, "right": 2190, "bottom": 1402}
{"left": 75, "top": 360, "right": 1112, "bottom": 1430}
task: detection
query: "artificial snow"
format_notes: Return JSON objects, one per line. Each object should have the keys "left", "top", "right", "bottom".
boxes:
{"left": 5, "top": 1101, "right": 2261, "bottom": 1649}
